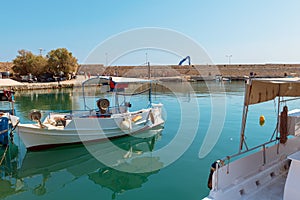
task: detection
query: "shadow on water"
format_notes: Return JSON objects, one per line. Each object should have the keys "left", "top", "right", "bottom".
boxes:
{"left": 0, "top": 129, "right": 163, "bottom": 199}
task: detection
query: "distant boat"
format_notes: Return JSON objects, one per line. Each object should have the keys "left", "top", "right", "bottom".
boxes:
{"left": 204, "top": 77, "right": 300, "bottom": 200}
{"left": 17, "top": 76, "right": 165, "bottom": 151}
{"left": 215, "top": 75, "right": 231, "bottom": 82}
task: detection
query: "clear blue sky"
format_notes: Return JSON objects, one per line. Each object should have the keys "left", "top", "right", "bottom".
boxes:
{"left": 1, "top": 0, "right": 300, "bottom": 65}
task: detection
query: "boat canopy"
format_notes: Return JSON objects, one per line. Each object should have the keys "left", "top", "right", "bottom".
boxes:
{"left": 245, "top": 78, "right": 300, "bottom": 105}
{"left": 82, "top": 76, "right": 152, "bottom": 87}
{"left": 82, "top": 76, "right": 154, "bottom": 110}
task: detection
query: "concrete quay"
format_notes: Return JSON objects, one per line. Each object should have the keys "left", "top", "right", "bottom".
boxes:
{"left": 1, "top": 63, "right": 300, "bottom": 90}
{"left": 0, "top": 76, "right": 86, "bottom": 91}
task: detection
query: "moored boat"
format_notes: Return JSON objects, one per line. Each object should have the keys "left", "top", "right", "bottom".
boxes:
{"left": 204, "top": 77, "right": 300, "bottom": 200}
{"left": 17, "top": 76, "right": 164, "bottom": 151}
{"left": 0, "top": 89, "right": 20, "bottom": 183}
{"left": 0, "top": 89, "right": 19, "bottom": 147}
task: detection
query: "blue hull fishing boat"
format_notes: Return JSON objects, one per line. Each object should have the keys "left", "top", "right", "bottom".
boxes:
{"left": 0, "top": 89, "right": 19, "bottom": 170}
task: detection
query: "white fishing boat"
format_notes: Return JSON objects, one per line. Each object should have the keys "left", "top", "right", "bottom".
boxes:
{"left": 17, "top": 76, "right": 164, "bottom": 151}
{"left": 204, "top": 77, "right": 300, "bottom": 200}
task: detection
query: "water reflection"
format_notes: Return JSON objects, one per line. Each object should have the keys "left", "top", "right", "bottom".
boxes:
{"left": 0, "top": 129, "right": 163, "bottom": 199}
{"left": 14, "top": 88, "right": 76, "bottom": 122}
{"left": 0, "top": 144, "right": 20, "bottom": 199}
{"left": 89, "top": 156, "right": 161, "bottom": 199}
{"left": 13, "top": 82, "right": 243, "bottom": 121}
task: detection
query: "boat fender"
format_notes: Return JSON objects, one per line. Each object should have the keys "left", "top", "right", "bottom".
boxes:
{"left": 207, "top": 161, "right": 217, "bottom": 189}
{"left": 280, "top": 106, "right": 288, "bottom": 144}
{"left": 207, "top": 160, "right": 224, "bottom": 190}
{"left": 149, "top": 111, "right": 155, "bottom": 124}
{"left": 259, "top": 115, "right": 265, "bottom": 126}
{"left": 120, "top": 118, "right": 131, "bottom": 130}
{"left": 0, "top": 116, "right": 9, "bottom": 145}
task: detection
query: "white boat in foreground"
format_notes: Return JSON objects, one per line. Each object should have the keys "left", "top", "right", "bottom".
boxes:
{"left": 17, "top": 76, "right": 164, "bottom": 151}
{"left": 204, "top": 77, "right": 300, "bottom": 200}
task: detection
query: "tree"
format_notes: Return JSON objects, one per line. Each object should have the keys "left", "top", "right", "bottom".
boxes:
{"left": 31, "top": 55, "right": 48, "bottom": 76}
{"left": 47, "top": 48, "right": 78, "bottom": 76}
{"left": 12, "top": 48, "right": 78, "bottom": 80}
{"left": 12, "top": 50, "right": 47, "bottom": 76}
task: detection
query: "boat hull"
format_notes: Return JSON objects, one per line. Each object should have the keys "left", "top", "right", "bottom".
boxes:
{"left": 17, "top": 105, "right": 164, "bottom": 151}
{"left": 204, "top": 136, "right": 300, "bottom": 200}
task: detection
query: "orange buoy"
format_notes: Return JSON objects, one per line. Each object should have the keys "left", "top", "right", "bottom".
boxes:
{"left": 132, "top": 115, "right": 142, "bottom": 122}
{"left": 259, "top": 115, "right": 265, "bottom": 126}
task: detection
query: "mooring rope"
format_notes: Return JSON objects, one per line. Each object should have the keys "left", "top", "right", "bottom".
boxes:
{"left": 0, "top": 145, "right": 9, "bottom": 166}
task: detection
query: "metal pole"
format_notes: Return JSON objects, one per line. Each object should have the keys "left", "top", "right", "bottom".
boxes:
{"left": 239, "top": 81, "right": 251, "bottom": 152}
{"left": 105, "top": 53, "right": 108, "bottom": 66}
{"left": 148, "top": 62, "right": 151, "bottom": 79}
{"left": 149, "top": 82, "right": 152, "bottom": 105}
{"left": 226, "top": 55, "right": 232, "bottom": 65}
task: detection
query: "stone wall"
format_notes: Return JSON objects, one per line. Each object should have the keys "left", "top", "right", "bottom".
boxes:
{"left": 79, "top": 63, "right": 300, "bottom": 80}
{"left": 3, "top": 62, "right": 300, "bottom": 80}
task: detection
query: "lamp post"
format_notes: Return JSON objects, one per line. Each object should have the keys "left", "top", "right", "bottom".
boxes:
{"left": 38, "top": 48, "right": 45, "bottom": 56}
{"left": 145, "top": 52, "right": 148, "bottom": 64}
{"left": 226, "top": 55, "right": 232, "bottom": 65}
{"left": 105, "top": 53, "right": 108, "bottom": 66}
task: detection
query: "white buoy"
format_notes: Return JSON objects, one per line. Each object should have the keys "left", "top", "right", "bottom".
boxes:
{"left": 120, "top": 119, "right": 131, "bottom": 130}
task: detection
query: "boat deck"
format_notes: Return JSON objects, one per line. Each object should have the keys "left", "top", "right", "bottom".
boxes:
{"left": 204, "top": 137, "right": 300, "bottom": 200}
{"left": 243, "top": 173, "right": 286, "bottom": 200}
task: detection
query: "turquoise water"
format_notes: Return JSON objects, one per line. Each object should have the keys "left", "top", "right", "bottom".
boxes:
{"left": 0, "top": 81, "right": 291, "bottom": 200}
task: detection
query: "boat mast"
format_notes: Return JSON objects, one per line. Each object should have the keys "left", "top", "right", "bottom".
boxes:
{"left": 147, "top": 62, "right": 151, "bottom": 80}
{"left": 149, "top": 82, "right": 152, "bottom": 105}
{"left": 10, "top": 89, "right": 15, "bottom": 115}
{"left": 148, "top": 62, "right": 152, "bottom": 106}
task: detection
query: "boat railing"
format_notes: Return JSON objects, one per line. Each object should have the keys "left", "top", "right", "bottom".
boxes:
{"left": 218, "top": 138, "right": 279, "bottom": 172}
{"left": 212, "top": 138, "right": 279, "bottom": 191}
{"left": 41, "top": 106, "right": 137, "bottom": 119}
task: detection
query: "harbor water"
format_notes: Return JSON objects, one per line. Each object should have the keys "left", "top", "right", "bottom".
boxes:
{"left": 0, "top": 81, "right": 286, "bottom": 200}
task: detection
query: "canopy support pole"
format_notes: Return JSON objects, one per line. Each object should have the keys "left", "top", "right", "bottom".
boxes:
{"left": 239, "top": 104, "right": 249, "bottom": 152}
{"left": 239, "top": 81, "right": 252, "bottom": 152}
{"left": 149, "top": 82, "right": 152, "bottom": 106}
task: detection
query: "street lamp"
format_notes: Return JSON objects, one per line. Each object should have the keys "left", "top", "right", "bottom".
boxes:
{"left": 145, "top": 52, "right": 148, "bottom": 64}
{"left": 38, "top": 48, "right": 45, "bottom": 56}
{"left": 105, "top": 53, "right": 108, "bottom": 66}
{"left": 226, "top": 55, "right": 232, "bottom": 65}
